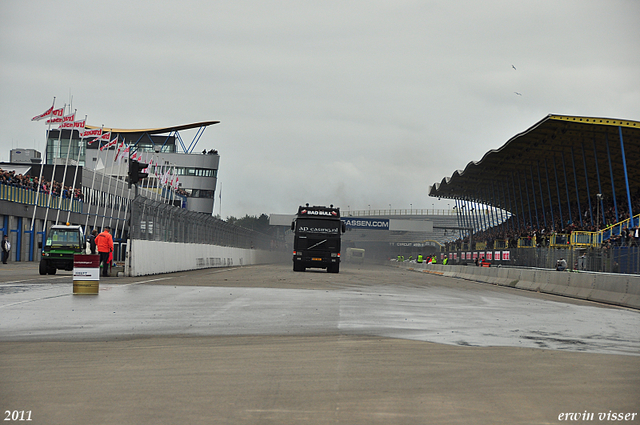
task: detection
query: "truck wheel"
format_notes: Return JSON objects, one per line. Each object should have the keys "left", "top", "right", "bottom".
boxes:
{"left": 48, "top": 268, "right": 57, "bottom": 275}
{"left": 327, "top": 264, "right": 339, "bottom": 273}
{"left": 293, "top": 262, "right": 305, "bottom": 272}
{"left": 39, "top": 260, "right": 47, "bottom": 275}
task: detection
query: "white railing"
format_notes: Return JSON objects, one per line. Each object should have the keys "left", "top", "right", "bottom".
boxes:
{"left": 343, "top": 209, "right": 455, "bottom": 217}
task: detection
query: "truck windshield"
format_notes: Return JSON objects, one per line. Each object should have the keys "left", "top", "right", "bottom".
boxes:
{"left": 46, "top": 230, "right": 80, "bottom": 246}
{"left": 296, "top": 219, "right": 340, "bottom": 235}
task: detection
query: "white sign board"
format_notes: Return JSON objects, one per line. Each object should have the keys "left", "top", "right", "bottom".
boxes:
{"left": 389, "top": 219, "right": 433, "bottom": 232}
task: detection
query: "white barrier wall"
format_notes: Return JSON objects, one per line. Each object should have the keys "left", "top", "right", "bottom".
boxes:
{"left": 127, "top": 239, "right": 288, "bottom": 276}
{"left": 395, "top": 262, "right": 640, "bottom": 310}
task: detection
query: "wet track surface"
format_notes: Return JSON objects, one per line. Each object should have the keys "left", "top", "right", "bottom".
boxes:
{"left": 1, "top": 263, "right": 638, "bottom": 355}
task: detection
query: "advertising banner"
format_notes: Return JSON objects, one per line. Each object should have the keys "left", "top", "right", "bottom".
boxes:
{"left": 342, "top": 218, "right": 389, "bottom": 230}
{"left": 73, "top": 254, "right": 100, "bottom": 294}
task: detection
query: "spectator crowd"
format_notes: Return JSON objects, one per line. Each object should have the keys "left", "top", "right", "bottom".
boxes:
{"left": 445, "top": 191, "right": 640, "bottom": 251}
{"left": 0, "top": 168, "right": 84, "bottom": 201}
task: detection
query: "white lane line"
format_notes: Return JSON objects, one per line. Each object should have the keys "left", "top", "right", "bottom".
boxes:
{"left": 1, "top": 276, "right": 69, "bottom": 285}
{"left": 117, "top": 277, "right": 174, "bottom": 287}
{"left": 0, "top": 293, "right": 72, "bottom": 309}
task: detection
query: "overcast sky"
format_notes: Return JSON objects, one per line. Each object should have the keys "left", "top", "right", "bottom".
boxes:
{"left": 1, "top": 1, "right": 639, "bottom": 218}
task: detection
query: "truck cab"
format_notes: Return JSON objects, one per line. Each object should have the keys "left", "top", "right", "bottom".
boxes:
{"left": 291, "top": 205, "right": 346, "bottom": 273}
{"left": 39, "top": 224, "right": 85, "bottom": 275}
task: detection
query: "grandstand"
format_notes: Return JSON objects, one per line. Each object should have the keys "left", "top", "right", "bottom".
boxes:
{"left": 429, "top": 114, "right": 640, "bottom": 274}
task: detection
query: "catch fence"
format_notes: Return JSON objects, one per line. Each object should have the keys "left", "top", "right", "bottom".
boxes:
{"left": 129, "top": 196, "right": 278, "bottom": 250}
{"left": 439, "top": 246, "right": 640, "bottom": 274}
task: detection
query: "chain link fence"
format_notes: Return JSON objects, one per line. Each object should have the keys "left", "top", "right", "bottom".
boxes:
{"left": 129, "top": 195, "right": 278, "bottom": 250}
{"left": 442, "top": 246, "right": 640, "bottom": 274}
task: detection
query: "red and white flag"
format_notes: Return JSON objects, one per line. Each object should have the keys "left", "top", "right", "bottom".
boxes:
{"left": 73, "top": 119, "right": 86, "bottom": 130}
{"left": 81, "top": 128, "right": 102, "bottom": 139}
{"left": 32, "top": 105, "right": 54, "bottom": 121}
{"left": 94, "top": 132, "right": 113, "bottom": 146}
{"left": 115, "top": 143, "right": 130, "bottom": 162}
{"left": 44, "top": 108, "right": 65, "bottom": 124}
{"left": 58, "top": 113, "right": 76, "bottom": 129}
{"left": 161, "top": 169, "right": 170, "bottom": 186}
{"left": 99, "top": 135, "right": 118, "bottom": 151}
{"left": 171, "top": 168, "right": 179, "bottom": 190}
{"left": 114, "top": 141, "right": 124, "bottom": 158}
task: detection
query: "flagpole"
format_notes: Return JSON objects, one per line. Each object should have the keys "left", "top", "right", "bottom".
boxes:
{"left": 66, "top": 114, "right": 86, "bottom": 224}
{"left": 114, "top": 144, "right": 135, "bottom": 237}
{"left": 143, "top": 152, "right": 153, "bottom": 197}
{"left": 30, "top": 97, "right": 56, "bottom": 232}
{"left": 113, "top": 161, "right": 130, "bottom": 243}
{"left": 168, "top": 166, "right": 173, "bottom": 205}
{"left": 94, "top": 134, "right": 114, "bottom": 230}
{"left": 139, "top": 148, "right": 150, "bottom": 222}
{"left": 154, "top": 163, "right": 161, "bottom": 203}
{"left": 218, "top": 181, "right": 222, "bottom": 218}
{"left": 104, "top": 139, "right": 127, "bottom": 229}
{"left": 83, "top": 126, "right": 104, "bottom": 233}
{"left": 55, "top": 109, "right": 76, "bottom": 224}
{"left": 44, "top": 104, "right": 67, "bottom": 229}
{"left": 173, "top": 166, "right": 177, "bottom": 206}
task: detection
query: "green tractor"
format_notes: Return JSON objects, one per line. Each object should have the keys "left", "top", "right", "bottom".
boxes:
{"left": 39, "top": 224, "right": 85, "bottom": 275}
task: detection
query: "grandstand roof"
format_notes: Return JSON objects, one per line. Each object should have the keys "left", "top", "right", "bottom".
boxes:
{"left": 85, "top": 120, "right": 220, "bottom": 135}
{"left": 429, "top": 114, "right": 640, "bottom": 216}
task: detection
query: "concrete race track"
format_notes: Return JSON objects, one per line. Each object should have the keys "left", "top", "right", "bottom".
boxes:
{"left": 0, "top": 262, "right": 639, "bottom": 424}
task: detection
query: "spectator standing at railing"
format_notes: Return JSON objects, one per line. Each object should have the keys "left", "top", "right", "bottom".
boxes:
{"left": 621, "top": 226, "right": 630, "bottom": 246}
{"left": 1, "top": 235, "right": 10, "bottom": 264}
{"left": 629, "top": 225, "right": 640, "bottom": 246}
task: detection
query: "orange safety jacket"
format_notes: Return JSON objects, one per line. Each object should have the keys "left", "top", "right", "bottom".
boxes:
{"left": 96, "top": 231, "right": 113, "bottom": 253}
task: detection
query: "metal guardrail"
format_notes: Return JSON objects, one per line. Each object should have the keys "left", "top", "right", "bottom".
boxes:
{"left": 599, "top": 214, "right": 640, "bottom": 244}
{"left": 570, "top": 231, "right": 598, "bottom": 247}
{"left": 550, "top": 234, "right": 570, "bottom": 248}
{"left": 494, "top": 240, "right": 508, "bottom": 249}
{"left": 0, "top": 183, "right": 82, "bottom": 213}
{"left": 345, "top": 208, "right": 454, "bottom": 216}
{"left": 517, "top": 238, "right": 534, "bottom": 248}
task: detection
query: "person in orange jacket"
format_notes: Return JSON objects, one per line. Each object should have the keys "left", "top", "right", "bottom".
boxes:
{"left": 96, "top": 226, "right": 114, "bottom": 277}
